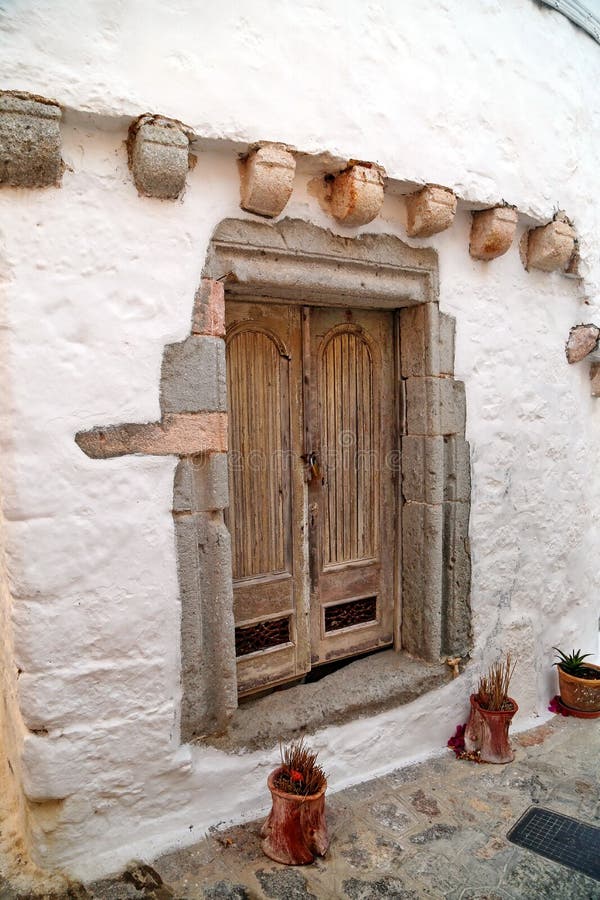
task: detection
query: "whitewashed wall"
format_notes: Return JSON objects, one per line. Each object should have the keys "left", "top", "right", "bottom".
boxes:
{"left": 1, "top": 0, "right": 599, "bottom": 881}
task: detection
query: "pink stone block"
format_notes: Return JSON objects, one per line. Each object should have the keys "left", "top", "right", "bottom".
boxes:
{"left": 192, "top": 278, "right": 225, "bottom": 338}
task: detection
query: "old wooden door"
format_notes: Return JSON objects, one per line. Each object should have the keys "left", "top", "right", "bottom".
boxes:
{"left": 226, "top": 301, "right": 397, "bottom": 696}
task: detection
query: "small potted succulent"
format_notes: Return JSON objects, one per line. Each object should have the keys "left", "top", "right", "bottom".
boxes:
{"left": 553, "top": 647, "right": 600, "bottom": 716}
{"left": 464, "top": 655, "right": 518, "bottom": 764}
{"left": 261, "top": 738, "right": 329, "bottom": 866}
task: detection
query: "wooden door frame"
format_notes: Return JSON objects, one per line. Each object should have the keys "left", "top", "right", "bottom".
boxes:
{"left": 175, "top": 216, "right": 471, "bottom": 740}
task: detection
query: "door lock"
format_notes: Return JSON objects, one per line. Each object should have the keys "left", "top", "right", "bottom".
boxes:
{"left": 302, "top": 452, "right": 322, "bottom": 482}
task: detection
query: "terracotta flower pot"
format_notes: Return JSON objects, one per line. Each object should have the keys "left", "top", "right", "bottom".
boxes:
{"left": 558, "top": 663, "right": 600, "bottom": 713}
{"left": 261, "top": 766, "right": 329, "bottom": 865}
{"left": 464, "top": 694, "right": 518, "bottom": 764}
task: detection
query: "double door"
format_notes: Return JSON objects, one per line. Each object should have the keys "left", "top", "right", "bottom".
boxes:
{"left": 225, "top": 301, "right": 397, "bottom": 696}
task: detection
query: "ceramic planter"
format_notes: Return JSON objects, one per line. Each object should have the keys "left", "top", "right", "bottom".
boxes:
{"left": 464, "top": 694, "right": 518, "bottom": 764}
{"left": 557, "top": 663, "right": 600, "bottom": 713}
{"left": 261, "top": 766, "right": 329, "bottom": 865}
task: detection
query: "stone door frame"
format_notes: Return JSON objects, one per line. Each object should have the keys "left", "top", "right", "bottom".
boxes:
{"left": 76, "top": 217, "right": 471, "bottom": 743}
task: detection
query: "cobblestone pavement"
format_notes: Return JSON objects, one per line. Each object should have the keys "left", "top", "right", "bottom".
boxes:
{"left": 2, "top": 716, "right": 599, "bottom": 899}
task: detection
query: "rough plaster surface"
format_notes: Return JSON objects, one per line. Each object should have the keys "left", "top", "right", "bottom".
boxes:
{"left": 0, "top": 0, "right": 599, "bottom": 883}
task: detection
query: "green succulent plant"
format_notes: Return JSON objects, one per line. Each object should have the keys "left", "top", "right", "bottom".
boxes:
{"left": 552, "top": 647, "right": 593, "bottom": 676}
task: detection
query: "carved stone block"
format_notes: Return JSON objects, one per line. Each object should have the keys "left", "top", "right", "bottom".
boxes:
{"left": 405, "top": 185, "right": 457, "bottom": 238}
{"left": 400, "top": 303, "right": 455, "bottom": 378}
{"left": 160, "top": 336, "right": 226, "bottom": 414}
{"left": 329, "top": 163, "right": 385, "bottom": 226}
{"left": 523, "top": 217, "right": 576, "bottom": 272}
{"left": 173, "top": 454, "right": 229, "bottom": 513}
{"left": 469, "top": 206, "right": 518, "bottom": 261}
{"left": 405, "top": 376, "right": 466, "bottom": 436}
{"left": 0, "top": 91, "right": 62, "bottom": 187}
{"left": 402, "top": 500, "right": 443, "bottom": 660}
{"left": 129, "top": 115, "right": 190, "bottom": 200}
{"left": 240, "top": 143, "right": 295, "bottom": 218}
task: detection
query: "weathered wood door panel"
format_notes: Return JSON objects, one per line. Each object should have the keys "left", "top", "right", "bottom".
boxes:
{"left": 226, "top": 301, "right": 397, "bottom": 696}
{"left": 308, "top": 308, "right": 396, "bottom": 666}
{"left": 225, "top": 301, "right": 309, "bottom": 697}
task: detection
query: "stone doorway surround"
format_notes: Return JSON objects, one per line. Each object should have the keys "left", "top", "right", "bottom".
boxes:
{"left": 76, "top": 218, "right": 471, "bottom": 745}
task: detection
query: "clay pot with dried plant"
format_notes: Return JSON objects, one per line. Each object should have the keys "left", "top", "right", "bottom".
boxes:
{"left": 464, "top": 655, "right": 518, "bottom": 764}
{"left": 553, "top": 647, "right": 600, "bottom": 716}
{"left": 261, "top": 739, "right": 329, "bottom": 866}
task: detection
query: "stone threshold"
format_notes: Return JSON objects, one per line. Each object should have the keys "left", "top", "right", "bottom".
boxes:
{"left": 200, "top": 650, "right": 453, "bottom": 752}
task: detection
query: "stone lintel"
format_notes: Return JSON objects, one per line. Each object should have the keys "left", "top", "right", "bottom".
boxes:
{"left": 405, "top": 185, "right": 457, "bottom": 239}
{"left": 240, "top": 143, "right": 296, "bottom": 218}
{"left": 76, "top": 412, "right": 227, "bottom": 458}
{"left": 565, "top": 324, "right": 600, "bottom": 364}
{"left": 192, "top": 279, "right": 225, "bottom": 338}
{"left": 0, "top": 90, "right": 62, "bottom": 188}
{"left": 405, "top": 376, "right": 466, "bottom": 436}
{"left": 469, "top": 206, "right": 518, "bottom": 261}
{"left": 129, "top": 114, "right": 191, "bottom": 200}
{"left": 329, "top": 162, "right": 385, "bottom": 227}
{"left": 204, "top": 218, "right": 438, "bottom": 307}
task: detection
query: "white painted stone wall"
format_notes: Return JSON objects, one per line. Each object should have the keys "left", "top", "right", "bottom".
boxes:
{"left": 1, "top": 0, "right": 600, "bottom": 882}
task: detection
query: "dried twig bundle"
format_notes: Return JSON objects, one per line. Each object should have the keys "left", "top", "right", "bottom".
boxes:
{"left": 273, "top": 738, "right": 327, "bottom": 796}
{"left": 476, "top": 654, "right": 517, "bottom": 711}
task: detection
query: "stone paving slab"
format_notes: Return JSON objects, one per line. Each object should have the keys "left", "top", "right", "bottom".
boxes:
{"left": 2, "top": 717, "right": 599, "bottom": 898}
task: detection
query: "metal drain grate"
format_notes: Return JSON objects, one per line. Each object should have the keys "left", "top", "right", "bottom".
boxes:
{"left": 507, "top": 806, "right": 600, "bottom": 882}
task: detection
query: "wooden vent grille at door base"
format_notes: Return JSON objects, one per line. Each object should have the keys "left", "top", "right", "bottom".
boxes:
{"left": 235, "top": 617, "right": 290, "bottom": 658}
{"left": 324, "top": 596, "right": 377, "bottom": 632}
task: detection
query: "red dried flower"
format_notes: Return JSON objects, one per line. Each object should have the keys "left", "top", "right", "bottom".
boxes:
{"left": 290, "top": 769, "right": 303, "bottom": 783}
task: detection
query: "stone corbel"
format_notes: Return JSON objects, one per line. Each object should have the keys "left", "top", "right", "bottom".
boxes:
{"left": 239, "top": 143, "right": 296, "bottom": 218}
{"left": 128, "top": 114, "right": 193, "bottom": 200}
{"left": 328, "top": 161, "right": 385, "bottom": 226}
{"left": 565, "top": 324, "right": 600, "bottom": 398}
{"left": 405, "top": 184, "right": 457, "bottom": 238}
{"left": 565, "top": 324, "right": 600, "bottom": 365}
{"left": 521, "top": 212, "right": 576, "bottom": 273}
{"left": 469, "top": 205, "right": 518, "bottom": 261}
{"left": 0, "top": 90, "right": 63, "bottom": 188}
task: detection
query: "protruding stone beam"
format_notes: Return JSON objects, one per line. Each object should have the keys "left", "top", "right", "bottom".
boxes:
{"left": 521, "top": 213, "right": 576, "bottom": 272}
{"left": 405, "top": 184, "right": 457, "bottom": 238}
{"left": 469, "top": 206, "right": 518, "bottom": 261}
{"left": 128, "top": 114, "right": 192, "bottom": 200}
{"left": 240, "top": 143, "right": 296, "bottom": 218}
{"left": 565, "top": 324, "right": 600, "bottom": 364}
{"left": 0, "top": 91, "right": 62, "bottom": 187}
{"left": 328, "top": 161, "right": 385, "bottom": 226}
{"left": 76, "top": 412, "right": 227, "bottom": 459}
